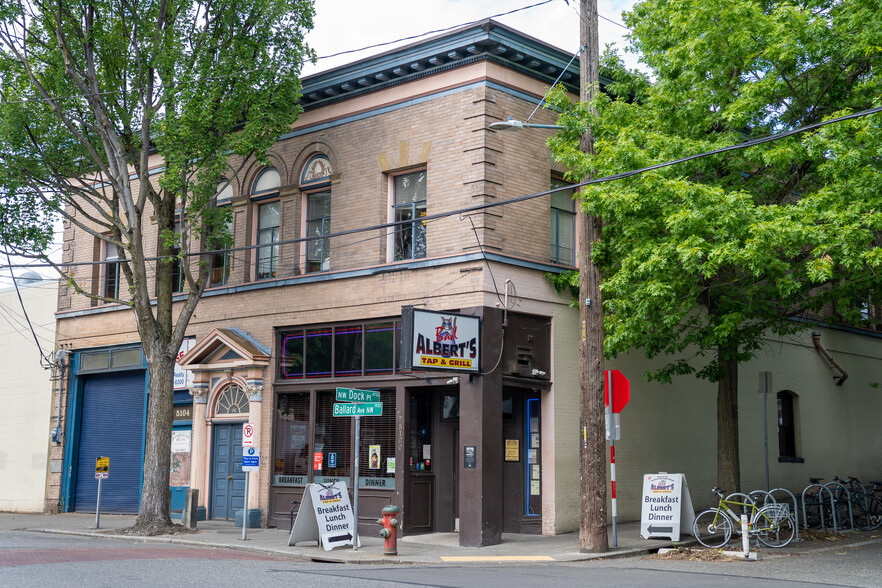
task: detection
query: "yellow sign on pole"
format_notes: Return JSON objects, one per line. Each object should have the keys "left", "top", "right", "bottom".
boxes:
{"left": 95, "top": 456, "right": 109, "bottom": 479}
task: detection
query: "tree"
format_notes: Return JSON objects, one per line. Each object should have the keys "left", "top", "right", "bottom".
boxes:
{"left": 0, "top": 0, "right": 314, "bottom": 532}
{"left": 547, "top": 0, "right": 882, "bottom": 493}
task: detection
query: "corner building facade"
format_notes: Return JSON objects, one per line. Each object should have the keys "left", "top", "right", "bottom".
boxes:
{"left": 48, "top": 20, "right": 882, "bottom": 546}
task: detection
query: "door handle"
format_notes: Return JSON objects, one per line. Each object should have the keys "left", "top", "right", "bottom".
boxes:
{"left": 228, "top": 475, "right": 233, "bottom": 480}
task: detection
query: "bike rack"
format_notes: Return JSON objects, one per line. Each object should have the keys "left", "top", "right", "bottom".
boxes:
{"left": 823, "top": 481, "right": 854, "bottom": 532}
{"left": 769, "top": 487, "right": 800, "bottom": 542}
{"left": 801, "top": 484, "right": 836, "bottom": 532}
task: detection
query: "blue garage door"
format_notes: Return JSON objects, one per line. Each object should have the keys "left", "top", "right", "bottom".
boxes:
{"left": 74, "top": 371, "right": 146, "bottom": 513}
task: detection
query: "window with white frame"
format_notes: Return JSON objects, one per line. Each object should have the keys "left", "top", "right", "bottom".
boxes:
{"left": 256, "top": 201, "right": 280, "bottom": 279}
{"left": 306, "top": 189, "right": 331, "bottom": 273}
{"left": 550, "top": 178, "right": 576, "bottom": 265}
{"left": 392, "top": 170, "right": 426, "bottom": 260}
{"left": 103, "top": 240, "right": 120, "bottom": 299}
{"left": 210, "top": 179, "right": 233, "bottom": 286}
{"left": 253, "top": 167, "right": 281, "bottom": 280}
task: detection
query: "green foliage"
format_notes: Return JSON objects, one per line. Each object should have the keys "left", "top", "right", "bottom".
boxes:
{"left": 546, "top": 0, "right": 882, "bottom": 383}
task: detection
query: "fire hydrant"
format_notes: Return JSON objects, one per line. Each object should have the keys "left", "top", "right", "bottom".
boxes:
{"left": 377, "top": 504, "right": 399, "bottom": 555}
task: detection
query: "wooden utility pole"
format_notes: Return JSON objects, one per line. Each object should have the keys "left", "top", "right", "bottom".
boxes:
{"left": 578, "top": 0, "right": 608, "bottom": 553}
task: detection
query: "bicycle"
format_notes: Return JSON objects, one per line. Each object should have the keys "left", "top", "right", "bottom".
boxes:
{"left": 832, "top": 476, "right": 882, "bottom": 531}
{"left": 693, "top": 487, "right": 796, "bottom": 549}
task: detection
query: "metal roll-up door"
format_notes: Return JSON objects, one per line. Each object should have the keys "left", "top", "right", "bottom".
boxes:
{"left": 74, "top": 370, "right": 146, "bottom": 513}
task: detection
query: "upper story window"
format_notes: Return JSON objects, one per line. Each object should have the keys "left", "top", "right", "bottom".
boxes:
{"left": 103, "top": 240, "right": 120, "bottom": 299}
{"left": 550, "top": 178, "right": 576, "bottom": 265}
{"left": 252, "top": 167, "right": 281, "bottom": 280}
{"left": 171, "top": 221, "right": 183, "bottom": 293}
{"left": 392, "top": 170, "right": 426, "bottom": 260}
{"left": 306, "top": 190, "right": 331, "bottom": 273}
{"left": 300, "top": 155, "right": 333, "bottom": 274}
{"left": 256, "top": 201, "right": 280, "bottom": 280}
{"left": 210, "top": 180, "right": 233, "bottom": 287}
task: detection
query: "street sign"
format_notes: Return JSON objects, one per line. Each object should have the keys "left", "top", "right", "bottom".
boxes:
{"left": 335, "top": 387, "right": 380, "bottom": 403}
{"left": 95, "top": 456, "right": 109, "bottom": 480}
{"left": 332, "top": 402, "right": 383, "bottom": 417}
{"left": 242, "top": 422, "right": 255, "bottom": 447}
{"left": 243, "top": 446, "right": 260, "bottom": 471}
{"left": 604, "top": 369, "right": 631, "bottom": 414}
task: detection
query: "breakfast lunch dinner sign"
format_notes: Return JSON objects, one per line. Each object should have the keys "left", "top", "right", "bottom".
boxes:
{"left": 401, "top": 307, "right": 481, "bottom": 373}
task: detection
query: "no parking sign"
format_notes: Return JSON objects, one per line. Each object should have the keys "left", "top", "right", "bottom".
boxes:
{"left": 242, "top": 422, "right": 255, "bottom": 447}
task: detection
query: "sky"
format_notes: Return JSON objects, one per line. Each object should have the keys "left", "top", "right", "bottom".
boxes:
{"left": 0, "top": 0, "right": 642, "bottom": 288}
{"left": 301, "top": 0, "right": 641, "bottom": 77}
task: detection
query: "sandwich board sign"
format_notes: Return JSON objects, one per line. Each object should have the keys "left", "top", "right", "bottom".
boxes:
{"left": 288, "top": 481, "right": 360, "bottom": 551}
{"left": 640, "top": 473, "right": 695, "bottom": 541}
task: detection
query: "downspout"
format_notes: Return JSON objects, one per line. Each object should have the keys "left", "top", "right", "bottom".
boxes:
{"left": 811, "top": 331, "right": 848, "bottom": 386}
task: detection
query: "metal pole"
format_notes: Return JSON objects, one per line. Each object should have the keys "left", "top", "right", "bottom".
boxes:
{"left": 760, "top": 372, "right": 771, "bottom": 491}
{"left": 95, "top": 477, "right": 102, "bottom": 529}
{"left": 353, "top": 414, "right": 360, "bottom": 551}
{"left": 607, "top": 375, "right": 617, "bottom": 547}
{"left": 242, "top": 470, "right": 249, "bottom": 540}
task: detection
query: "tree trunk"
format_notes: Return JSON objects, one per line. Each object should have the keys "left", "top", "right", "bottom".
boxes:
{"left": 716, "top": 348, "right": 741, "bottom": 494}
{"left": 134, "top": 344, "right": 176, "bottom": 531}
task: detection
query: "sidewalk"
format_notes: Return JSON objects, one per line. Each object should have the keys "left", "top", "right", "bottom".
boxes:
{"left": 2, "top": 511, "right": 876, "bottom": 564}
{"left": 0, "top": 512, "right": 682, "bottom": 564}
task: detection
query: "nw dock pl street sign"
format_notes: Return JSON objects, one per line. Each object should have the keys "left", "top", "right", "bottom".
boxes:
{"left": 333, "top": 402, "right": 383, "bottom": 417}
{"left": 335, "top": 387, "right": 380, "bottom": 403}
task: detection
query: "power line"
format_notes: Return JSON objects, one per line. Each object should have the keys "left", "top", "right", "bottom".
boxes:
{"left": 4, "top": 102, "right": 879, "bottom": 274}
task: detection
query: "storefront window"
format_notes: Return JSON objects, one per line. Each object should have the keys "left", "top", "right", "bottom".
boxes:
{"left": 314, "top": 391, "right": 351, "bottom": 484}
{"left": 306, "top": 328, "right": 332, "bottom": 378}
{"left": 274, "top": 393, "right": 309, "bottom": 486}
{"left": 279, "top": 320, "right": 400, "bottom": 380}
{"left": 334, "top": 326, "right": 362, "bottom": 377}
{"left": 365, "top": 322, "right": 395, "bottom": 376}
{"left": 359, "top": 389, "right": 396, "bottom": 489}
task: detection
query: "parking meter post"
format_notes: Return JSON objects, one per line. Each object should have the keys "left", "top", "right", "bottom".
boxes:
{"left": 95, "top": 477, "right": 102, "bottom": 529}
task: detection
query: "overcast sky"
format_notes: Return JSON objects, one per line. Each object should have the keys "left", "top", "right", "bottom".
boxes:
{"left": 301, "top": 0, "right": 641, "bottom": 76}
{"left": 0, "top": 0, "right": 642, "bottom": 286}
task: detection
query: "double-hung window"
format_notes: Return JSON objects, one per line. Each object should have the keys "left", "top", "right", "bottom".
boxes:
{"left": 393, "top": 170, "right": 426, "bottom": 260}
{"left": 210, "top": 180, "right": 233, "bottom": 287}
{"left": 103, "top": 241, "right": 120, "bottom": 299}
{"left": 550, "top": 179, "right": 576, "bottom": 265}
{"left": 256, "top": 201, "right": 280, "bottom": 280}
{"left": 252, "top": 167, "right": 281, "bottom": 280}
{"left": 306, "top": 190, "right": 331, "bottom": 273}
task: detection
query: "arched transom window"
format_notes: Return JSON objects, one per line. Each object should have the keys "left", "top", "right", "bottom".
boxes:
{"left": 215, "top": 384, "right": 250, "bottom": 415}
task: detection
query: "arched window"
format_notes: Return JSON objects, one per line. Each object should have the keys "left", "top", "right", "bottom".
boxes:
{"left": 215, "top": 384, "right": 250, "bottom": 416}
{"left": 253, "top": 167, "right": 281, "bottom": 280}
{"left": 300, "top": 155, "right": 333, "bottom": 273}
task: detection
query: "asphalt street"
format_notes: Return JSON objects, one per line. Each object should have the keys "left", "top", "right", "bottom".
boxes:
{"left": 2, "top": 529, "right": 881, "bottom": 587}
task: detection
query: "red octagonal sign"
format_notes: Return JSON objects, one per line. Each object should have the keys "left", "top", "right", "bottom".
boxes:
{"left": 603, "top": 369, "right": 631, "bottom": 414}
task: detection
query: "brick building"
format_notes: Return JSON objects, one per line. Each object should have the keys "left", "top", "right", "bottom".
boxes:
{"left": 47, "top": 20, "right": 882, "bottom": 546}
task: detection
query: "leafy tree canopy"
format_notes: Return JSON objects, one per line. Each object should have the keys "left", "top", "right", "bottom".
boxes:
{"left": 547, "top": 0, "right": 882, "bottom": 384}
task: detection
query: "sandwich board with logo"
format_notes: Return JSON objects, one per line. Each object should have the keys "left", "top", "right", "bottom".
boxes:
{"left": 640, "top": 473, "right": 695, "bottom": 541}
{"left": 288, "top": 481, "right": 360, "bottom": 551}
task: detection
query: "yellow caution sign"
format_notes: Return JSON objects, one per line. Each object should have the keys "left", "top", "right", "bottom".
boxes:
{"left": 95, "top": 456, "right": 109, "bottom": 479}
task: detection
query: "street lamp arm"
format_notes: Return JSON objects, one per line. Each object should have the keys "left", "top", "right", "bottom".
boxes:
{"left": 489, "top": 118, "right": 564, "bottom": 131}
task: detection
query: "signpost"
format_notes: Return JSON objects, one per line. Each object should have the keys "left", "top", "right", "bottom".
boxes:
{"left": 241, "top": 423, "right": 257, "bottom": 540}
{"left": 94, "top": 457, "right": 109, "bottom": 529}
{"left": 332, "top": 387, "right": 383, "bottom": 551}
{"left": 604, "top": 369, "right": 631, "bottom": 547}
